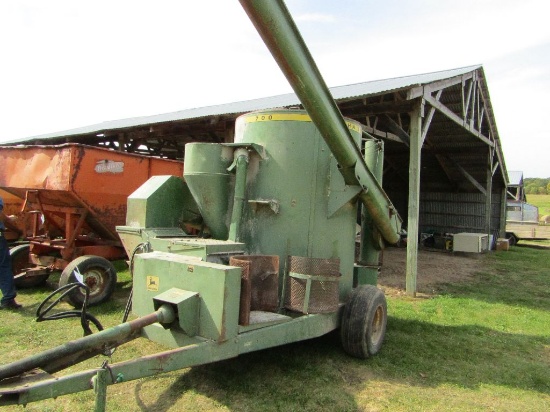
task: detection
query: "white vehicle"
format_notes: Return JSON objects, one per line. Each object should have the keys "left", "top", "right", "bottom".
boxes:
{"left": 505, "top": 200, "right": 550, "bottom": 245}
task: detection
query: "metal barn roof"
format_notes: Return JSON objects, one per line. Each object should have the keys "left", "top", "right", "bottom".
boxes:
{"left": 3, "top": 65, "right": 481, "bottom": 144}
{"left": 507, "top": 171, "right": 523, "bottom": 186}
{"left": 1, "top": 64, "right": 507, "bottom": 197}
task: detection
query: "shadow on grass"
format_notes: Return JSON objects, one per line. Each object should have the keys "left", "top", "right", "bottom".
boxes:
{"left": 516, "top": 242, "right": 550, "bottom": 250}
{"left": 130, "top": 316, "right": 549, "bottom": 411}
{"left": 380, "top": 316, "right": 549, "bottom": 393}
{"left": 132, "top": 333, "right": 360, "bottom": 412}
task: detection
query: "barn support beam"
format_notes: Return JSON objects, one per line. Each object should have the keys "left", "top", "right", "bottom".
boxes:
{"left": 485, "top": 148, "right": 494, "bottom": 241}
{"left": 382, "top": 115, "right": 410, "bottom": 147}
{"left": 452, "top": 159, "right": 487, "bottom": 195}
{"left": 500, "top": 186, "right": 507, "bottom": 237}
{"left": 406, "top": 100, "right": 423, "bottom": 297}
{"left": 423, "top": 93, "right": 493, "bottom": 147}
{"left": 361, "top": 117, "right": 404, "bottom": 144}
{"left": 421, "top": 89, "right": 442, "bottom": 146}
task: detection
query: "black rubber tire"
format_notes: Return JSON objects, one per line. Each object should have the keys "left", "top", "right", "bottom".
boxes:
{"left": 59, "top": 255, "right": 117, "bottom": 308}
{"left": 10, "top": 244, "right": 49, "bottom": 288}
{"left": 340, "top": 285, "right": 387, "bottom": 359}
{"left": 505, "top": 233, "right": 518, "bottom": 246}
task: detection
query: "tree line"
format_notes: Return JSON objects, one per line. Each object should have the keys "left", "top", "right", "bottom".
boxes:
{"left": 524, "top": 177, "right": 550, "bottom": 195}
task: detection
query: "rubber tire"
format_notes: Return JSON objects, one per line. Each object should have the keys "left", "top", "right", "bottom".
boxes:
{"left": 59, "top": 255, "right": 117, "bottom": 308}
{"left": 10, "top": 244, "right": 49, "bottom": 288}
{"left": 505, "top": 233, "right": 518, "bottom": 246}
{"left": 340, "top": 285, "right": 387, "bottom": 359}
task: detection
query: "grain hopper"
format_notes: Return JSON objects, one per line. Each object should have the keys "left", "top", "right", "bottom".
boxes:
{"left": 0, "top": 143, "right": 183, "bottom": 306}
{"left": 0, "top": 0, "right": 403, "bottom": 408}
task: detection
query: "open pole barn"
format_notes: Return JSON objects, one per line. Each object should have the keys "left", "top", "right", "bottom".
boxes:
{"left": 1, "top": 65, "right": 508, "bottom": 296}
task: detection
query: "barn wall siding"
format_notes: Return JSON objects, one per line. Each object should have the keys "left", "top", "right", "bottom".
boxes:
{"left": 387, "top": 190, "right": 503, "bottom": 239}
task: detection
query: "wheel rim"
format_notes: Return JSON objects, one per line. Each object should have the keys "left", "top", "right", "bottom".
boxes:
{"left": 370, "top": 305, "right": 385, "bottom": 344}
{"left": 81, "top": 268, "right": 107, "bottom": 297}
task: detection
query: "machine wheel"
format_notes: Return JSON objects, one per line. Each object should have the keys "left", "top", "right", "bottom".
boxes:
{"left": 59, "top": 255, "right": 117, "bottom": 308}
{"left": 340, "top": 285, "right": 387, "bottom": 359}
{"left": 505, "top": 233, "right": 518, "bottom": 246}
{"left": 10, "top": 244, "right": 49, "bottom": 288}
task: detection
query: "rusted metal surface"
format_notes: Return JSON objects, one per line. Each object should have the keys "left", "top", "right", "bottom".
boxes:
{"left": 0, "top": 144, "right": 183, "bottom": 240}
{"left": 230, "top": 255, "right": 279, "bottom": 325}
{"left": 0, "top": 143, "right": 183, "bottom": 275}
{"left": 230, "top": 256, "right": 252, "bottom": 325}
{"left": 0, "top": 189, "right": 25, "bottom": 240}
{"left": 285, "top": 256, "right": 341, "bottom": 314}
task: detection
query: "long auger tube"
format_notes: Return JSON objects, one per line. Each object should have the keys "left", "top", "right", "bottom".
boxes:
{"left": 239, "top": 0, "right": 402, "bottom": 244}
{"left": 0, "top": 305, "right": 176, "bottom": 381}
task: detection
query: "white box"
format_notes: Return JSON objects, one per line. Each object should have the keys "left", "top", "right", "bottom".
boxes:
{"left": 452, "top": 233, "right": 489, "bottom": 253}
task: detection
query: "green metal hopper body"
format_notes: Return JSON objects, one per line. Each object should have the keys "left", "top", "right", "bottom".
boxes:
{"left": 0, "top": 1, "right": 403, "bottom": 408}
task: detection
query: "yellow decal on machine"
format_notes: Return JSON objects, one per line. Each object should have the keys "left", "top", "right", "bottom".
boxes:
{"left": 245, "top": 113, "right": 311, "bottom": 123}
{"left": 244, "top": 113, "right": 362, "bottom": 133}
{"left": 345, "top": 121, "right": 361, "bottom": 134}
{"left": 146, "top": 276, "right": 159, "bottom": 291}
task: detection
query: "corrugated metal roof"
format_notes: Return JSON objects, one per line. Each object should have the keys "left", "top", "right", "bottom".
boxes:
{"left": 507, "top": 171, "right": 523, "bottom": 186}
{"left": 2, "top": 65, "right": 481, "bottom": 145}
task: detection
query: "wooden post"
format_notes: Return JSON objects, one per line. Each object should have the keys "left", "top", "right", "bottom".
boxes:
{"left": 485, "top": 148, "right": 494, "bottom": 243}
{"left": 406, "top": 100, "right": 423, "bottom": 297}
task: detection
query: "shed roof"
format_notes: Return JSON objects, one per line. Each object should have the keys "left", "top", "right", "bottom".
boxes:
{"left": 507, "top": 171, "right": 523, "bottom": 186}
{"left": 1, "top": 64, "right": 507, "bottom": 195}
{"left": 3, "top": 65, "right": 480, "bottom": 144}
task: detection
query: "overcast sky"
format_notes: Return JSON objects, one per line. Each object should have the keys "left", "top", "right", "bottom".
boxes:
{"left": 1, "top": 0, "right": 549, "bottom": 177}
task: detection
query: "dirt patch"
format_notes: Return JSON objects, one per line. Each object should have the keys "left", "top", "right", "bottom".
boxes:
{"left": 378, "top": 247, "right": 486, "bottom": 297}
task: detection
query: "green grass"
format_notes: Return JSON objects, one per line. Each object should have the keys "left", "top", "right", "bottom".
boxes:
{"left": 527, "top": 194, "right": 550, "bottom": 217}
{"left": 1, "top": 244, "right": 549, "bottom": 411}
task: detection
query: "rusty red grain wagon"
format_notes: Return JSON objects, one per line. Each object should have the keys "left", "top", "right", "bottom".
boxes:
{"left": 0, "top": 143, "right": 183, "bottom": 306}
{"left": 0, "top": 188, "right": 25, "bottom": 241}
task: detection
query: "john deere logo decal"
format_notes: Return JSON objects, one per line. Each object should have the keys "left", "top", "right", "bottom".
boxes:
{"left": 146, "top": 276, "right": 159, "bottom": 291}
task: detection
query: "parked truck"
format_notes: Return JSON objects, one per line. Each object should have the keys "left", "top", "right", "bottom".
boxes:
{"left": 505, "top": 200, "right": 550, "bottom": 245}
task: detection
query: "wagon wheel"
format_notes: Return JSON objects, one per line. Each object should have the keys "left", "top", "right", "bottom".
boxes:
{"left": 59, "top": 255, "right": 117, "bottom": 308}
{"left": 10, "top": 244, "right": 49, "bottom": 288}
{"left": 340, "top": 284, "right": 387, "bottom": 358}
